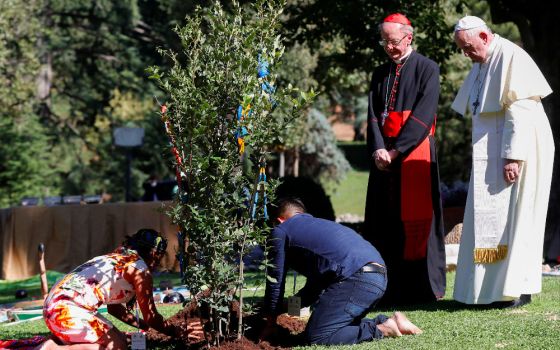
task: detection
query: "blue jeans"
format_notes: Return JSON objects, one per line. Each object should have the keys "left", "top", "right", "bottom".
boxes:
{"left": 306, "top": 268, "right": 388, "bottom": 345}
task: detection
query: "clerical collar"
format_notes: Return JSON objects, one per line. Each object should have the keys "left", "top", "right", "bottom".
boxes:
{"left": 393, "top": 48, "right": 413, "bottom": 64}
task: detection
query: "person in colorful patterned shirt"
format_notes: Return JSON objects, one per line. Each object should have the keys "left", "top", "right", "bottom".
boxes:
{"left": 39, "top": 228, "right": 200, "bottom": 349}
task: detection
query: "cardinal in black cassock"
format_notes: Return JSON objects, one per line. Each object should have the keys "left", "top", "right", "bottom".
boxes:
{"left": 363, "top": 13, "right": 446, "bottom": 306}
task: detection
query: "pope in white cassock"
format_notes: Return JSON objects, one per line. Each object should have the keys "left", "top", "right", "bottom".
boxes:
{"left": 451, "top": 16, "right": 554, "bottom": 306}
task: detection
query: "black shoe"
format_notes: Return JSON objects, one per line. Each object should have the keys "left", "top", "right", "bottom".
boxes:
{"left": 490, "top": 300, "right": 515, "bottom": 309}
{"left": 490, "top": 294, "right": 532, "bottom": 309}
{"left": 504, "top": 294, "right": 532, "bottom": 309}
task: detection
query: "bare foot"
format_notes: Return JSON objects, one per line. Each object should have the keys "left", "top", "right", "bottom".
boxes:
{"left": 376, "top": 317, "right": 402, "bottom": 337}
{"left": 392, "top": 312, "right": 423, "bottom": 335}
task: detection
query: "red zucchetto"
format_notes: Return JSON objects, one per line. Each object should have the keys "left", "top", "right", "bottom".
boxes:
{"left": 383, "top": 13, "right": 411, "bottom": 26}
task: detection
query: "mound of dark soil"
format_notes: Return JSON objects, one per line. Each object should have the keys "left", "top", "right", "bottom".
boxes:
{"left": 145, "top": 300, "right": 307, "bottom": 349}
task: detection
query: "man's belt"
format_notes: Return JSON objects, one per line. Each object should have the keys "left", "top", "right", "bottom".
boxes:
{"left": 359, "top": 263, "right": 386, "bottom": 274}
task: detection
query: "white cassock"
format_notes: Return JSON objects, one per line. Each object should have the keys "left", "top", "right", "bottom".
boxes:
{"left": 451, "top": 34, "right": 554, "bottom": 304}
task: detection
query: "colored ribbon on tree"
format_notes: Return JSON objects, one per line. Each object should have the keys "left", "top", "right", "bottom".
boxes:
{"left": 251, "top": 165, "right": 268, "bottom": 220}
{"left": 235, "top": 55, "right": 276, "bottom": 155}
{"left": 235, "top": 104, "right": 250, "bottom": 154}
{"left": 161, "top": 104, "right": 187, "bottom": 202}
{"left": 258, "top": 55, "right": 277, "bottom": 106}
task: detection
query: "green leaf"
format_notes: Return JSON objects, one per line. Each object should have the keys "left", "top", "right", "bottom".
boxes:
{"left": 266, "top": 275, "right": 278, "bottom": 283}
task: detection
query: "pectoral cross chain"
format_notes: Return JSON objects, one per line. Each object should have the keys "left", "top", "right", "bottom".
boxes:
{"left": 472, "top": 99, "right": 480, "bottom": 115}
{"left": 472, "top": 64, "right": 487, "bottom": 115}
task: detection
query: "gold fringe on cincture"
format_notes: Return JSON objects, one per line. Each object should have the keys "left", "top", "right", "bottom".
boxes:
{"left": 473, "top": 245, "right": 508, "bottom": 264}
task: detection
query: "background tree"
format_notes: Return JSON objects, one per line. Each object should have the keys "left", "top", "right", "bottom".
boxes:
{"left": 297, "top": 108, "right": 351, "bottom": 185}
{"left": 0, "top": 0, "right": 196, "bottom": 205}
{"left": 0, "top": 0, "right": 56, "bottom": 207}
{"left": 275, "top": 43, "right": 351, "bottom": 183}
{"left": 148, "top": 0, "right": 315, "bottom": 342}
{"left": 36, "top": 0, "right": 171, "bottom": 199}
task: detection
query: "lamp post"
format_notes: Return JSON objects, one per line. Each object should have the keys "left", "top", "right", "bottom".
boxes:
{"left": 113, "top": 127, "right": 144, "bottom": 202}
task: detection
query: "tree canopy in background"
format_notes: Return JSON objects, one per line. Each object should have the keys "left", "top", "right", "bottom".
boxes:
{"left": 0, "top": 0, "right": 193, "bottom": 205}
{"left": 0, "top": 0, "right": 349, "bottom": 207}
{"left": 36, "top": 0, "right": 175, "bottom": 199}
{"left": 282, "top": 0, "right": 453, "bottom": 94}
{"left": 0, "top": 0, "right": 54, "bottom": 208}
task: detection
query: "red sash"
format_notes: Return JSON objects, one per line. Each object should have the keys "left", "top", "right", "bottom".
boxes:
{"left": 383, "top": 111, "right": 435, "bottom": 261}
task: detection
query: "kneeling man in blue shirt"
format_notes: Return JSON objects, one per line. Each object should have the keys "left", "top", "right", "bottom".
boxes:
{"left": 260, "top": 198, "right": 422, "bottom": 345}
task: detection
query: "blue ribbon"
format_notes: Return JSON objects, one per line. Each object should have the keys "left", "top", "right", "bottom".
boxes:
{"left": 251, "top": 167, "right": 268, "bottom": 220}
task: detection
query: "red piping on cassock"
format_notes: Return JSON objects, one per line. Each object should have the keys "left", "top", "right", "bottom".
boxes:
{"left": 383, "top": 110, "right": 435, "bottom": 260}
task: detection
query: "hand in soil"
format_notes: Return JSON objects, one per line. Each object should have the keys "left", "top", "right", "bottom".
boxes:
{"left": 187, "top": 320, "right": 205, "bottom": 342}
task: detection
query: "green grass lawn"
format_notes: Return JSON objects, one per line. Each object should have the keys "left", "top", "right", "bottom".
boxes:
{"left": 327, "top": 169, "right": 369, "bottom": 217}
{"left": 2, "top": 271, "right": 559, "bottom": 349}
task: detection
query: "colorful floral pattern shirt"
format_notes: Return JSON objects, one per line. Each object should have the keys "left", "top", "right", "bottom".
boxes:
{"left": 46, "top": 247, "right": 148, "bottom": 310}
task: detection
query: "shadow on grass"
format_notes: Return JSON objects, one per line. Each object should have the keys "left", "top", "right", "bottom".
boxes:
{"left": 375, "top": 299, "right": 515, "bottom": 313}
{"left": 237, "top": 298, "right": 509, "bottom": 318}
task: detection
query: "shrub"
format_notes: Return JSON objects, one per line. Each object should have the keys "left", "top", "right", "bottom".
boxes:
{"left": 147, "top": 0, "right": 315, "bottom": 343}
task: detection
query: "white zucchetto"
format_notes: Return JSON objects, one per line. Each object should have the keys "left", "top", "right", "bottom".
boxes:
{"left": 455, "top": 16, "right": 486, "bottom": 32}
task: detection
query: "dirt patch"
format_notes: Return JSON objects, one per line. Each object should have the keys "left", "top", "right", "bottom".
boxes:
{"left": 276, "top": 314, "right": 307, "bottom": 334}
{"left": 145, "top": 300, "right": 307, "bottom": 349}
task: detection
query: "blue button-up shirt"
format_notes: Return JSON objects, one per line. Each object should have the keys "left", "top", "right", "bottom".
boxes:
{"left": 264, "top": 213, "right": 384, "bottom": 314}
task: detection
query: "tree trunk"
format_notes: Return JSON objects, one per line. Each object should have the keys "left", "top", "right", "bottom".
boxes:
{"left": 237, "top": 260, "right": 244, "bottom": 339}
{"left": 293, "top": 147, "right": 300, "bottom": 177}
{"left": 487, "top": 0, "right": 560, "bottom": 259}
{"left": 37, "top": 2, "right": 52, "bottom": 120}
{"left": 36, "top": 53, "right": 52, "bottom": 102}
{"left": 279, "top": 151, "right": 285, "bottom": 177}
{"left": 38, "top": 243, "right": 48, "bottom": 298}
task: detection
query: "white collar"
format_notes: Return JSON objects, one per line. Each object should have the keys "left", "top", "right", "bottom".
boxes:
{"left": 482, "top": 34, "right": 498, "bottom": 65}
{"left": 393, "top": 48, "right": 413, "bottom": 64}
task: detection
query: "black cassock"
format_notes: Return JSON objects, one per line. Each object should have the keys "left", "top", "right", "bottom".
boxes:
{"left": 363, "top": 51, "right": 446, "bottom": 305}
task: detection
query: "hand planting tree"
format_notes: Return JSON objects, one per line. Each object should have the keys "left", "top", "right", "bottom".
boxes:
{"left": 147, "top": 0, "right": 315, "bottom": 344}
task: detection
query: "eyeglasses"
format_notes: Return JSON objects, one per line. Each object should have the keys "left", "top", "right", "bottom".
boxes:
{"left": 379, "top": 34, "right": 409, "bottom": 47}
